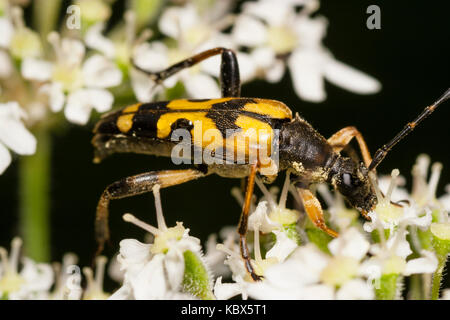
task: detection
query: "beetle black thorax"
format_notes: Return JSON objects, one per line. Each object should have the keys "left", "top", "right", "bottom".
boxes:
{"left": 279, "top": 114, "right": 335, "bottom": 180}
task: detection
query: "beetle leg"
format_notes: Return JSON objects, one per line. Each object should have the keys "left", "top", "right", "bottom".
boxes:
{"left": 95, "top": 169, "right": 207, "bottom": 254}
{"left": 132, "top": 47, "right": 241, "bottom": 97}
{"left": 237, "top": 163, "right": 262, "bottom": 281}
{"left": 328, "top": 126, "right": 372, "bottom": 168}
{"left": 296, "top": 187, "right": 339, "bottom": 238}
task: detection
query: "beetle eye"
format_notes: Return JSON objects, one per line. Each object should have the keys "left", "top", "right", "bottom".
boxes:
{"left": 342, "top": 173, "right": 352, "bottom": 187}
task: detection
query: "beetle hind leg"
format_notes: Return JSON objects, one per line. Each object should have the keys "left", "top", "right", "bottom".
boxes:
{"left": 95, "top": 169, "right": 207, "bottom": 253}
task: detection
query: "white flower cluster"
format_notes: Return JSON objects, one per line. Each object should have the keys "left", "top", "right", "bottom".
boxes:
{"left": 0, "top": 0, "right": 380, "bottom": 175}
{"left": 2, "top": 155, "right": 449, "bottom": 300}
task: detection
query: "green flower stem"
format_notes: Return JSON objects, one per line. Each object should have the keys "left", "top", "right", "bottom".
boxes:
{"left": 430, "top": 223, "right": 450, "bottom": 300}
{"left": 431, "top": 254, "right": 447, "bottom": 300}
{"left": 375, "top": 274, "right": 399, "bottom": 300}
{"left": 32, "top": 0, "right": 61, "bottom": 39}
{"left": 19, "top": 127, "right": 51, "bottom": 262}
{"left": 130, "top": 0, "right": 164, "bottom": 29}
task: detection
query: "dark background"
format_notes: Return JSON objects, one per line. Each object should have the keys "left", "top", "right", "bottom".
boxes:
{"left": 1, "top": 0, "right": 449, "bottom": 289}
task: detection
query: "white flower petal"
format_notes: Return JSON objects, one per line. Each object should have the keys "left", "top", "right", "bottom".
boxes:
{"left": 158, "top": 5, "right": 197, "bottom": 39}
{"left": 0, "top": 142, "right": 12, "bottom": 175}
{"left": 214, "top": 276, "right": 243, "bottom": 300}
{"left": 265, "top": 244, "right": 329, "bottom": 286}
{"left": 248, "top": 201, "right": 280, "bottom": 233}
{"left": 118, "top": 239, "right": 152, "bottom": 268}
{"left": 235, "top": 52, "right": 257, "bottom": 83}
{"left": 324, "top": 58, "right": 381, "bottom": 94}
{"left": 266, "top": 60, "right": 285, "bottom": 83}
{"left": 20, "top": 258, "right": 54, "bottom": 292}
{"left": 183, "top": 73, "right": 220, "bottom": 99}
{"left": 60, "top": 38, "right": 85, "bottom": 67}
{"left": 242, "top": 1, "right": 291, "bottom": 26}
{"left": 21, "top": 58, "right": 53, "bottom": 81}
{"left": 132, "top": 254, "right": 168, "bottom": 300}
{"left": 292, "top": 15, "right": 328, "bottom": 47}
{"left": 0, "top": 18, "right": 13, "bottom": 48}
{"left": 133, "top": 42, "right": 169, "bottom": 72}
{"left": 336, "top": 279, "right": 374, "bottom": 300}
{"left": 84, "top": 23, "right": 115, "bottom": 58}
{"left": 82, "top": 54, "right": 122, "bottom": 88}
{"left": 130, "top": 68, "right": 160, "bottom": 102}
{"left": 0, "top": 50, "right": 13, "bottom": 78}
{"left": 164, "top": 249, "right": 186, "bottom": 292}
{"left": 0, "top": 102, "right": 36, "bottom": 155}
{"left": 232, "top": 15, "right": 267, "bottom": 47}
{"left": 404, "top": 250, "right": 438, "bottom": 275}
{"left": 288, "top": 49, "right": 326, "bottom": 102}
{"left": 39, "top": 82, "right": 65, "bottom": 112}
{"left": 251, "top": 47, "right": 276, "bottom": 70}
{"left": 328, "top": 227, "right": 370, "bottom": 261}
{"left": 266, "top": 230, "right": 297, "bottom": 262}
{"left": 108, "top": 283, "right": 133, "bottom": 300}
{"left": 65, "top": 89, "right": 113, "bottom": 124}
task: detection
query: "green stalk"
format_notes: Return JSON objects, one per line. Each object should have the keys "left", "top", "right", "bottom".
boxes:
{"left": 431, "top": 254, "right": 447, "bottom": 300}
{"left": 32, "top": 0, "right": 62, "bottom": 38}
{"left": 375, "top": 274, "right": 399, "bottom": 300}
{"left": 19, "top": 128, "right": 51, "bottom": 262}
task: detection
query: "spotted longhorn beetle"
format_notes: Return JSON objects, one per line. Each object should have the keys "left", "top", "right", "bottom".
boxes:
{"left": 93, "top": 47, "right": 450, "bottom": 280}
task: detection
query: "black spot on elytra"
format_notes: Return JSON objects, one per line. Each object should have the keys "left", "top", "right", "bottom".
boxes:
{"left": 137, "top": 101, "right": 169, "bottom": 112}
{"left": 170, "top": 118, "right": 194, "bottom": 132}
{"left": 206, "top": 98, "right": 256, "bottom": 137}
{"left": 187, "top": 99, "right": 210, "bottom": 102}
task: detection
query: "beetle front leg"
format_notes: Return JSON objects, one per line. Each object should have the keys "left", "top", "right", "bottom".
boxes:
{"left": 328, "top": 126, "right": 372, "bottom": 168}
{"left": 296, "top": 187, "right": 339, "bottom": 238}
{"left": 96, "top": 169, "right": 207, "bottom": 253}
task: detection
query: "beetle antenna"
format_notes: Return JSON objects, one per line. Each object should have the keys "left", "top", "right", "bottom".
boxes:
{"left": 369, "top": 87, "right": 450, "bottom": 171}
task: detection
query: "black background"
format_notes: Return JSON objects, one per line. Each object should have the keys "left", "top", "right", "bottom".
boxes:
{"left": 1, "top": 1, "right": 449, "bottom": 292}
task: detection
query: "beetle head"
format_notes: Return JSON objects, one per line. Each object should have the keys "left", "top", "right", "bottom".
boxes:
{"left": 329, "top": 157, "right": 377, "bottom": 213}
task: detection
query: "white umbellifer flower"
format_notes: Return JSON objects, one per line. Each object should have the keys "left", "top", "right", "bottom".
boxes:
{"left": 50, "top": 253, "right": 83, "bottom": 300}
{"left": 82, "top": 256, "right": 109, "bottom": 300}
{"left": 110, "top": 221, "right": 201, "bottom": 300}
{"left": 0, "top": 101, "right": 37, "bottom": 174}
{"left": 133, "top": 3, "right": 252, "bottom": 100}
{"left": 233, "top": 228, "right": 374, "bottom": 300}
{"left": 317, "top": 183, "right": 359, "bottom": 231}
{"left": 364, "top": 169, "right": 433, "bottom": 233}
{"left": 0, "top": 238, "right": 53, "bottom": 300}
{"left": 110, "top": 186, "right": 208, "bottom": 300}
{"left": 214, "top": 174, "right": 310, "bottom": 300}
{"left": 1, "top": 6, "right": 42, "bottom": 61}
{"left": 21, "top": 32, "right": 122, "bottom": 125}
{"left": 232, "top": 0, "right": 381, "bottom": 102}
{"left": 84, "top": 11, "right": 160, "bottom": 103}
{"left": 204, "top": 226, "right": 238, "bottom": 279}
{"left": 359, "top": 229, "right": 438, "bottom": 296}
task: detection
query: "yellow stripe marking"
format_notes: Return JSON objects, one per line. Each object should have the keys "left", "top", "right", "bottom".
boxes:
{"left": 243, "top": 99, "right": 292, "bottom": 119}
{"left": 117, "top": 114, "right": 135, "bottom": 133}
{"left": 166, "top": 98, "right": 232, "bottom": 110}
{"left": 122, "top": 103, "right": 142, "bottom": 114}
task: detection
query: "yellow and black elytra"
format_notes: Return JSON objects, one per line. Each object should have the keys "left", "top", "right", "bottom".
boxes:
{"left": 93, "top": 47, "right": 450, "bottom": 281}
